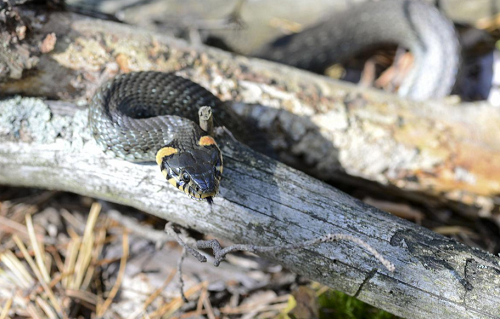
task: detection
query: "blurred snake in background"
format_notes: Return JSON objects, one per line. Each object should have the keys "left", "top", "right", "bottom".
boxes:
{"left": 254, "top": 0, "right": 460, "bottom": 100}
{"left": 89, "top": 0, "right": 461, "bottom": 200}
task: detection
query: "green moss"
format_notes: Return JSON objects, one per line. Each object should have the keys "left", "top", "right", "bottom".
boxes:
{"left": 318, "top": 290, "right": 397, "bottom": 319}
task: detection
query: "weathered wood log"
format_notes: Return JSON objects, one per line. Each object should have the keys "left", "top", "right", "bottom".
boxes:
{"left": 1, "top": 96, "right": 500, "bottom": 318}
{"left": 1, "top": 8, "right": 500, "bottom": 218}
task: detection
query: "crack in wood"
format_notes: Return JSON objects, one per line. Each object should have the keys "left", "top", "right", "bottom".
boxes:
{"left": 354, "top": 269, "right": 378, "bottom": 298}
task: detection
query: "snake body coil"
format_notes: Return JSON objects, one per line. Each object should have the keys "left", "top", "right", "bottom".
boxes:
{"left": 89, "top": 71, "right": 224, "bottom": 202}
{"left": 256, "top": 0, "right": 460, "bottom": 100}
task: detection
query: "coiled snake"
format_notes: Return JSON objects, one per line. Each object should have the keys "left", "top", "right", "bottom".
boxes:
{"left": 89, "top": 71, "right": 225, "bottom": 203}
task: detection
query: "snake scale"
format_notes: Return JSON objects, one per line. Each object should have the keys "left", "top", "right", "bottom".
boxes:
{"left": 89, "top": 0, "right": 460, "bottom": 201}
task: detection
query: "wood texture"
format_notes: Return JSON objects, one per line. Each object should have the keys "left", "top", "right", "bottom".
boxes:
{"left": 0, "top": 98, "right": 499, "bottom": 318}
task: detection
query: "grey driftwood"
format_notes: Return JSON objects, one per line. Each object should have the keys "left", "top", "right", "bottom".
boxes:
{"left": 0, "top": 98, "right": 499, "bottom": 319}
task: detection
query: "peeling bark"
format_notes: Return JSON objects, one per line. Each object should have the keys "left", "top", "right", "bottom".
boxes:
{"left": 0, "top": 1, "right": 40, "bottom": 80}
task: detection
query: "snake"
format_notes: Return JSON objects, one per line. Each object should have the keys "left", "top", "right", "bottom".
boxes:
{"left": 254, "top": 0, "right": 460, "bottom": 100}
{"left": 88, "top": 71, "right": 226, "bottom": 203}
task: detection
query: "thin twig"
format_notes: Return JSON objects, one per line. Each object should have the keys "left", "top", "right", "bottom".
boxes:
{"left": 107, "top": 209, "right": 175, "bottom": 248}
{"left": 12, "top": 235, "right": 64, "bottom": 316}
{"left": 164, "top": 223, "right": 206, "bottom": 263}
{"left": 197, "top": 233, "right": 395, "bottom": 272}
{"left": 178, "top": 247, "right": 188, "bottom": 303}
{"left": 0, "top": 296, "right": 13, "bottom": 319}
{"left": 97, "top": 231, "right": 129, "bottom": 316}
{"left": 26, "top": 214, "right": 51, "bottom": 283}
{"left": 167, "top": 220, "right": 394, "bottom": 275}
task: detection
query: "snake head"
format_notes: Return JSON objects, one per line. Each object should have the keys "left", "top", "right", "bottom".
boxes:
{"left": 156, "top": 142, "right": 223, "bottom": 203}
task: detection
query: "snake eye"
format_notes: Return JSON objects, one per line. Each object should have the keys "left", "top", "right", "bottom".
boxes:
{"left": 181, "top": 171, "right": 190, "bottom": 182}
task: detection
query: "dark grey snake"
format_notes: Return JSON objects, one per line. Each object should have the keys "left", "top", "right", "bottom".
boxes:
{"left": 255, "top": 0, "right": 460, "bottom": 100}
{"left": 89, "top": 71, "right": 226, "bottom": 202}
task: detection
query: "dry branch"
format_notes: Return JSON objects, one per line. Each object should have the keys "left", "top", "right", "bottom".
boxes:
{"left": 0, "top": 97, "right": 499, "bottom": 319}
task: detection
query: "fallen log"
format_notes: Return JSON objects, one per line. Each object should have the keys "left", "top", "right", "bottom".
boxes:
{"left": 0, "top": 96, "right": 500, "bottom": 319}
{"left": 1, "top": 8, "right": 499, "bottom": 218}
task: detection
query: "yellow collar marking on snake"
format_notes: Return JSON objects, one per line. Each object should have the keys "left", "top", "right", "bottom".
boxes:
{"left": 198, "top": 136, "right": 216, "bottom": 146}
{"left": 216, "top": 164, "right": 223, "bottom": 175}
{"left": 161, "top": 167, "right": 181, "bottom": 189}
{"left": 156, "top": 147, "right": 178, "bottom": 166}
{"left": 158, "top": 147, "right": 180, "bottom": 189}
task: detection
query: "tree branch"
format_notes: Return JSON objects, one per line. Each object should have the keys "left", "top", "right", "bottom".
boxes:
{"left": 0, "top": 98, "right": 499, "bottom": 319}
